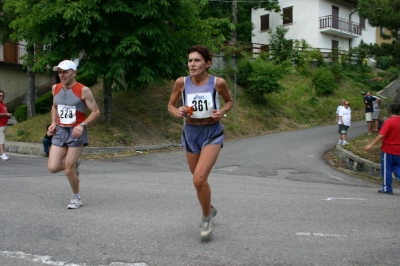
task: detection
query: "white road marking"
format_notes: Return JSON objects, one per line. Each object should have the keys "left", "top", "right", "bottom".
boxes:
{"left": 296, "top": 232, "right": 347, "bottom": 238}
{"left": 327, "top": 175, "right": 345, "bottom": 181}
{"left": 0, "top": 251, "right": 148, "bottom": 266}
{"left": 325, "top": 197, "right": 366, "bottom": 201}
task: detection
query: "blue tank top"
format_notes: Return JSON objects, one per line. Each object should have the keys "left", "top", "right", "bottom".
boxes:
{"left": 182, "top": 75, "right": 220, "bottom": 119}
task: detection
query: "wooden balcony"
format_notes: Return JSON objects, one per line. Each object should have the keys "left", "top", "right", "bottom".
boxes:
{"left": 319, "top": 15, "right": 361, "bottom": 39}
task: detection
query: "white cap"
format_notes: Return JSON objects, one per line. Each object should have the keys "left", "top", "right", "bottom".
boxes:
{"left": 52, "top": 60, "right": 77, "bottom": 71}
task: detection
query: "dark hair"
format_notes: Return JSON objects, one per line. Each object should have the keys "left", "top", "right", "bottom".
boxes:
{"left": 187, "top": 45, "right": 213, "bottom": 63}
{"left": 0, "top": 90, "right": 4, "bottom": 94}
{"left": 390, "top": 103, "right": 400, "bottom": 115}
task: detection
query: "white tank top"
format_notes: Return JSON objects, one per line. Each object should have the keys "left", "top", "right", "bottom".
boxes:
{"left": 182, "top": 75, "right": 220, "bottom": 119}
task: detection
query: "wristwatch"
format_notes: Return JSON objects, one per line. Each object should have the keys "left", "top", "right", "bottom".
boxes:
{"left": 80, "top": 122, "right": 87, "bottom": 127}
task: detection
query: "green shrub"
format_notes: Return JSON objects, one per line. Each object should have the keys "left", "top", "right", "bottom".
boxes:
{"left": 17, "top": 129, "right": 25, "bottom": 136}
{"left": 268, "top": 25, "right": 292, "bottom": 63}
{"left": 386, "top": 67, "right": 400, "bottom": 82}
{"left": 330, "top": 62, "right": 343, "bottom": 81}
{"left": 367, "top": 80, "right": 385, "bottom": 91}
{"left": 376, "top": 56, "right": 393, "bottom": 70}
{"left": 14, "top": 91, "right": 54, "bottom": 122}
{"left": 247, "top": 58, "right": 289, "bottom": 102}
{"left": 14, "top": 105, "right": 28, "bottom": 122}
{"left": 35, "top": 91, "right": 53, "bottom": 114}
{"left": 312, "top": 67, "right": 337, "bottom": 95}
{"left": 237, "top": 57, "right": 254, "bottom": 87}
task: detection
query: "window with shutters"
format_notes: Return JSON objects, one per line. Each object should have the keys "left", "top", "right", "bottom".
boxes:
{"left": 282, "top": 6, "right": 293, "bottom": 25}
{"left": 260, "top": 14, "right": 270, "bottom": 31}
{"left": 360, "top": 17, "right": 365, "bottom": 29}
{"left": 3, "top": 40, "right": 19, "bottom": 64}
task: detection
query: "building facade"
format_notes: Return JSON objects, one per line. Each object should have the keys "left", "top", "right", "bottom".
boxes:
{"left": 0, "top": 40, "right": 52, "bottom": 112}
{"left": 252, "top": 0, "right": 377, "bottom": 53}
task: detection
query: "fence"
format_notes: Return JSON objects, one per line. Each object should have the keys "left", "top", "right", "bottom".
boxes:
{"left": 249, "top": 42, "right": 360, "bottom": 63}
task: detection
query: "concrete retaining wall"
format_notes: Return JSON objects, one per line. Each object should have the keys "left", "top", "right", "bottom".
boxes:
{"left": 335, "top": 145, "right": 381, "bottom": 178}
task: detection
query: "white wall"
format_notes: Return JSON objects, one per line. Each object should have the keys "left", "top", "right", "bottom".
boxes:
{"left": 252, "top": 0, "right": 377, "bottom": 52}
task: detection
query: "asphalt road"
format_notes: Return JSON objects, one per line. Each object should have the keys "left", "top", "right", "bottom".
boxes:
{"left": 1, "top": 121, "right": 399, "bottom": 266}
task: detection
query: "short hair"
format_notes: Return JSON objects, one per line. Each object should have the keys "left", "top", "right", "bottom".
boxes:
{"left": 187, "top": 45, "right": 213, "bottom": 64}
{"left": 0, "top": 90, "right": 4, "bottom": 94}
{"left": 390, "top": 103, "right": 400, "bottom": 115}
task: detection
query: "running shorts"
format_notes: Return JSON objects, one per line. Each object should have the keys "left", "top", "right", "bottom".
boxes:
{"left": 338, "top": 124, "right": 349, "bottom": 135}
{"left": 372, "top": 110, "right": 380, "bottom": 120}
{"left": 181, "top": 122, "right": 224, "bottom": 154}
{"left": 52, "top": 125, "right": 88, "bottom": 147}
{"left": 0, "top": 126, "right": 6, "bottom": 144}
{"left": 365, "top": 112, "right": 372, "bottom": 122}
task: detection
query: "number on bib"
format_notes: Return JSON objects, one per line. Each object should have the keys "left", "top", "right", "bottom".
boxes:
{"left": 58, "top": 105, "right": 77, "bottom": 124}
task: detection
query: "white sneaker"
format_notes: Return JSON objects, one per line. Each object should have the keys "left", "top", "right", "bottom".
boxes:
{"left": 200, "top": 214, "right": 214, "bottom": 240}
{"left": 200, "top": 206, "right": 217, "bottom": 240}
{"left": 337, "top": 140, "right": 342, "bottom": 145}
{"left": 67, "top": 197, "right": 83, "bottom": 209}
{"left": 1, "top": 154, "right": 9, "bottom": 160}
{"left": 342, "top": 141, "right": 349, "bottom": 145}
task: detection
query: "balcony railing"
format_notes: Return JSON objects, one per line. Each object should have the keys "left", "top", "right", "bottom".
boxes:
{"left": 319, "top": 15, "right": 361, "bottom": 36}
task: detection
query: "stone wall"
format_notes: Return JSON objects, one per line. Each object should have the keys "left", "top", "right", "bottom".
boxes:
{"left": 378, "top": 73, "right": 400, "bottom": 103}
{"left": 335, "top": 145, "right": 381, "bottom": 178}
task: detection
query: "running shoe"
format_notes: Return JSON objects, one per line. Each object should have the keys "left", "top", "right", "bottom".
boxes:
{"left": 200, "top": 206, "right": 217, "bottom": 240}
{"left": 67, "top": 197, "right": 83, "bottom": 209}
{"left": 211, "top": 205, "right": 217, "bottom": 217}
{"left": 1, "top": 154, "right": 9, "bottom": 160}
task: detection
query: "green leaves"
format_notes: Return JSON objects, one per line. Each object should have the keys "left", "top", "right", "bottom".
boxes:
{"left": 358, "top": 0, "right": 400, "bottom": 43}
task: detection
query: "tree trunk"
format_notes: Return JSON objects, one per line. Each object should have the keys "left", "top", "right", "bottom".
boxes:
{"left": 103, "top": 77, "right": 113, "bottom": 121}
{"left": 26, "top": 45, "right": 36, "bottom": 118}
{"left": 231, "top": 0, "right": 238, "bottom": 44}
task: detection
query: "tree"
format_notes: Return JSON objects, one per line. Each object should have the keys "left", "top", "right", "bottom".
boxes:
{"left": 268, "top": 25, "right": 292, "bottom": 63}
{"left": 358, "top": 0, "right": 400, "bottom": 44}
{"left": 246, "top": 54, "right": 289, "bottom": 102}
{"left": 200, "top": 0, "right": 281, "bottom": 43}
{"left": 3, "top": 0, "right": 234, "bottom": 121}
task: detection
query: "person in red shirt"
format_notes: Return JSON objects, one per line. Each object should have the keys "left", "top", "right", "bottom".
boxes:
{"left": 0, "top": 90, "right": 13, "bottom": 161}
{"left": 365, "top": 103, "right": 400, "bottom": 195}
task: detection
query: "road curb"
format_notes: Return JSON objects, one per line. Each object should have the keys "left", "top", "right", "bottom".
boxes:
{"left": 4, "top": 141, "right": 182, "bottom": 157}
{"left": 335, "top": 144, "right": 381, "bottom": 178}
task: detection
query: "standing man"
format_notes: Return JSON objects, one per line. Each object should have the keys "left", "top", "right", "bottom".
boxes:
{"left": 335, "top": 99, "right": 345, "bottom": 124}
{"left": 372, "top": 96, "right": 381, "bottom": 133}
{"left": 0, "top": 90, "right": 13, "bottom": 160}
{"left": 337, "top": 101, "right": 351, "bottom": 145}
{"left": 48, "top": 60, "right": 100, "bottom": 209}
{"left": 362, "top": 91, "right": 378, "bottom": 135}
{"left": 365, "top": 103, "right": 400, "bottom": 195}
